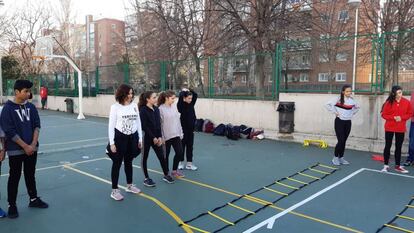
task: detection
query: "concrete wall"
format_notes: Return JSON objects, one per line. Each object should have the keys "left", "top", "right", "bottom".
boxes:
{"left": 7, "top": 93, "right": 409, "bottom": 153}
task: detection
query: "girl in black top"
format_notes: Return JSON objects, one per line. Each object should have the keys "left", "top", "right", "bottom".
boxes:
{"left": 139, "top": 91, "right": 174, "bottom": 187}
{"left": 177, "top": 88, "right": 198, "bottom": 170}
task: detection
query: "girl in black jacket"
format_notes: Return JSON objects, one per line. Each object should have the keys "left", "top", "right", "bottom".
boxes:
{"left": 139, "top": 91, "right": 174, "bottom": 187}
{"left": 177, "top": 89, "right": 198, "bottom": 170}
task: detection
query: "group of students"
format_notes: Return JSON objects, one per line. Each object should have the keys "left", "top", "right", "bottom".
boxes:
{"left": 1, "top": 79, "right": 414, "bottom": 218}
{"left": 326, "top": 84, "right": 414, "bottom": 174}
{"left": 107, "top": 84, "right": 198, "bottom": 201}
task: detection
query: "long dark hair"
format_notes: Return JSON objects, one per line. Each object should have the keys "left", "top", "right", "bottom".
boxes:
{"left": 138, "top": 91, "right": 155, "bottom": 109}
{"left": 115, "top": 84, "right": 134, "bottom": 104}
{"left": 339, "top": 84, "right": 352, "bottom": 105}
{"left": 157, "top": 90, "right": 176, "bottom": 106}
{"left": 382, "top": 85, "right": 402, "bottom": 112}
{"left": 182, "top": 90, "right": 193, "bottom": 98}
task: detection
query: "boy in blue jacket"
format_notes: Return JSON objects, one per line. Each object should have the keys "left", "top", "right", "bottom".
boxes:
{"left": 0, "top": 80, "right": 48, "bottom": 219}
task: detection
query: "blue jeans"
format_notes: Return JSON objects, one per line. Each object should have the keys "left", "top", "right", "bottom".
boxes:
{"left": 408, "top": 122, "right": 414, "bottom": 162}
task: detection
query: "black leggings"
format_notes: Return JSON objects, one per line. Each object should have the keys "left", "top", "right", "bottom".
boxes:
{"left": 182, "top": 129, "right": 194, "bottom": 162}
{"left": 165, "top": 137, "right": 184, "bottom": 171}
{"left": 109, "top": 130, "right": 140, "bottom": 189}
{"left": 110, "top": 154, "right": 133, "bottom": 189}
{"left": 334, "top": 118, "right": 352, "bottom": 158}
{"left": 141, "top": 137, "right": 169, "bottom": 178}
{"left": 8, "top": 153, "right": 38, "bottom": 205}
{"left": 384, "top": 131, "right": 405, "bottom": 166}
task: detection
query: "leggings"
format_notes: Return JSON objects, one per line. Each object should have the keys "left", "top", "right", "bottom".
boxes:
{"left": 384, "top": 131, "right": 405, "bottom": 166}
{"left": 165, "top": 137, "right": 184, "bottom": 171}
{"left": 141, "top": 137, "right": 169, "bottom": 178}
{"left": 334, "top": 118, "right": 352, "bottom": 158}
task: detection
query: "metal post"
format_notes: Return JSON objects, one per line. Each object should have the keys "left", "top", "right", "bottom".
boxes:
{"left": 352, "top": 7, "right": 359, "bottom": 93}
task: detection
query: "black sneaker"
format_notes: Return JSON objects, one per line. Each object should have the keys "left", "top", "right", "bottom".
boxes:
{"left": 29, "top": 197, "right": 49, "bottom": 208}
{"left": 143, "top": 178, "right": 156, "bottom": 187}
{"left": 8, "top": 205, "right": 18, "bottom": 219}
{"left": 162, "top": 175, "right": 175, "bottom": 184}
{"left": 403, "top": 161, "right": 413, "bottom": 166}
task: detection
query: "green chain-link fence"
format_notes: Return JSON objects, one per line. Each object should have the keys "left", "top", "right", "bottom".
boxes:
{"left": 5, "top": 31, "right": 413, "bottom": 100}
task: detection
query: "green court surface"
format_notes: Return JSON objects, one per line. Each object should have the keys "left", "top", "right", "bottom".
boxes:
{"left": 0, "top": 110, "right": 413, "bottom": 233}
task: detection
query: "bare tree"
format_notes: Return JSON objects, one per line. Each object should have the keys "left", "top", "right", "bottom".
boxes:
{"left": 142, "top": 0, "right": 215, "bottom": 96}
{"left": 362, "top": 0, "right": 414, "bottom": 88}
{"left": 5, "top": 1, "right": 53, "bottom": 75}
{"left": 210, "top": 0, "right": 291, "bottom": 98}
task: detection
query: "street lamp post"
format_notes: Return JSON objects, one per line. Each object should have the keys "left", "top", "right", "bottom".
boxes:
{"left": 348, "top": 0, "right": 361, "bottom": 93}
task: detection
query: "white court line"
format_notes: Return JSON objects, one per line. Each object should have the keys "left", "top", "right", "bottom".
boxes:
{"left": 243, "top": 167, "right": 414, "bottom": 233}
{"left": 41, "top": 115, "right": 107, "bottom": 125}
{"left": 41, "top": 137, "right": 107, "bottom": 146}
{"left": 38, "top": 142, "right": 107, "bottom": 154}
{"left": 1, "top": 157, "right": 107, "bottom": 177}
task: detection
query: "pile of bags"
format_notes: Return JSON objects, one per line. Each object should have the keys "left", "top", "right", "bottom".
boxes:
{"left": 194, "top": 119, "right": 265, "bottom": 141}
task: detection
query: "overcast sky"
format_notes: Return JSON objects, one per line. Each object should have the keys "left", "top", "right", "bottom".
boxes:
{"left": 2, "top": 0, "right": 130, "bottom": 23}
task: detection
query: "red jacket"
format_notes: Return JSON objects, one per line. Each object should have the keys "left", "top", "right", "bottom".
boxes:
{"left": 382, "top": 97, "right": 413, "bottom": 133}
{"left": 40, "top": 87, "right": 48, "bottom": 99}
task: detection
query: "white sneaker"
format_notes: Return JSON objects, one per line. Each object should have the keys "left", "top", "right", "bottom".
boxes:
{"left": 110, "top": 189, "right": 124, "bottom": 201}
{"left": 185, "top": 163, "right": 198, "bottom": 171}
{"left": 381, "top": 165, "right": 389, "bottom": 173}
{"left": 332, "top": 157, "right": 340, "bottom": 166}
{"left": 126, "top": 184, "right": 141, "bottom": 194}
{"left": 339, "top": 157, "right": 350, "bottom": 165}
{"left": 178, "top": 162, "right": 184, "bottom": 170}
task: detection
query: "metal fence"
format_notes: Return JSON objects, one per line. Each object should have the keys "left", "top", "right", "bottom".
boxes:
{"left": 5, "top": 30, "right": 413, "bottom": 99}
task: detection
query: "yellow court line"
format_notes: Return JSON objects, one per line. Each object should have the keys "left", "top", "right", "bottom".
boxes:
{"left": 318, "top": 164, "right": 338, "bottom": 170}
{"left": 286, "top": 177, "right": 309, "bottom": 185}
{"left": 1, "top": 157, "right": 109, "bottom": 177}
{"left": 63, "top": 165, "right": 193, "bottom": 233}
{"left": 131, "top": 165, "right": 363, "bottom": 233}
{"left": 309, "top": 168, "right": 331, "bottom": 175}
{"left": 298, "top": 172, "right": 321, "bottom": 180}
{"left": 182, "top": 224, "right": 210, "bottom": 233}
{"left": 227, "top": 202, "right": 255, "bottom": 214}
{"left": 207, "top": 211, "right": 234, "bottom": 226}
{"left": 244, "top": 195, "right": 273, "bottom": 205}
{"left": 263, "top": 186, "right": 289, "bottom": 196}
{"left": 384, "top": 224, "right": 414, "bottom": 233}
{"left": 398, "top": 215, "right": 414, "bottom": 221}
{"left": 275, "top": 181, "right": 299, "bottom": 190}
{"left": 407, "top": 205, "right": 414, "bottom": 208}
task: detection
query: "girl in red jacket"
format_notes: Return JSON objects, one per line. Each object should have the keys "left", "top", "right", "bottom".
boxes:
{"left": 381, "top": 86, "right": 413, "bottom": 173}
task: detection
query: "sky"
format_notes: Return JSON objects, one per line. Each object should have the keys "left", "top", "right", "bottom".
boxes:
{"left": 2, "top": 0, "right": 130, "bottom": 23}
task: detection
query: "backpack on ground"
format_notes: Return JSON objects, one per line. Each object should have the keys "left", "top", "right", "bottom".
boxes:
{"left": 195, "top": 119, "right": 204, "bottom": 132}
{"left": 225, "top": 124, "right": 240, "bottom": 140}
{"left": 213, "top": 124, "right": 226, "bottom": 136}
{"left": 203, "top": 119, "right": 215, "bottom": 133}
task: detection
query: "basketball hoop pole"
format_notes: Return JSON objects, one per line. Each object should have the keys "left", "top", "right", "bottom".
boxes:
{"left": 47, "top": 55, "right": 85, "bottom": 119}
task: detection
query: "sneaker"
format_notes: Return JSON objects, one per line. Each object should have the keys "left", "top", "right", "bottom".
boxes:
{"left": 171, "top": 170, "right": 185, "bottom": 178}
{"left": 185, "top": 163, "right": 198, "bottom": 171}
{"left": 110, "top": 189, "right": 124, "bottom": 201}
{"left": 339, "top": 157, "right": 350, "bottom": 165}
{"left": 7, "top": 205, "right": 18, "bottom": 219}
{"left": 332, "top": 157, "right": 340, "bottom": 166}
{"left": 143, "top": 178, "right": 156, "bottom": 187}
{"left": 178, "top": 162, "right": 184, "bottom": 170}
{"left": 381, "top": 165, "right": 389, "bottom": 173}
{"left": 163, "top": 175, "right": 175, "bottom": 184}
{"left": 29, "top": 197, "right": 49, "bottom": 208}
{"left": 403, "top": 161, "right": 413, "bottom": 167}
{"left": 0, "top": 207, "right": 6, "bottom": 218}
{"left": 395, "top": 166, "right": 409, "bottom": 174}
{"left": 126, "top": 184, "right": 141, "bottom": 194}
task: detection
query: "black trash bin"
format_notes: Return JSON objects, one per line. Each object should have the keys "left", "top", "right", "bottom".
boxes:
{"left": 277, "top": 102, "right": 295, "bottom": 133}
{"left": 64, "top": 98, "right": 74, "bottom": 113}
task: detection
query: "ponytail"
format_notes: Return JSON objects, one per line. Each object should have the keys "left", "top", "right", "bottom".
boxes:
{"left": 157, "top": 90, "right": 176, "bottom": 106}
{"left": 138, "top": 91, "right": 155, "bottom": 109}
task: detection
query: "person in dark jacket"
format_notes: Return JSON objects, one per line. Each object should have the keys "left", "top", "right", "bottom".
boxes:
{"left": 0, "top": 80, "right": 48, "bottom": 219}
{"left": 177, "top": 88, "right": 198, "bottom": 170}
{"left": 138, "top": 91, "right": 174, "bottom": 187}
